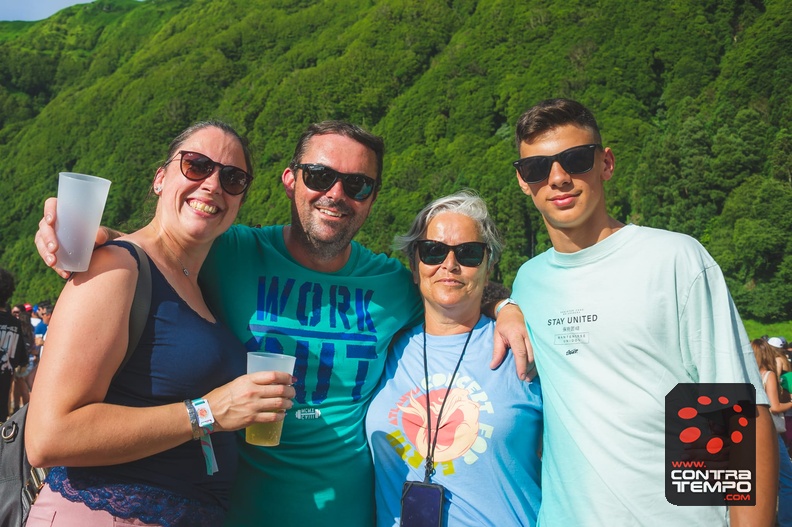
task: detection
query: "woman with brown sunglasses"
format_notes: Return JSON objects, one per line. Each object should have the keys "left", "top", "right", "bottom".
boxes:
{"left": 25, "top": 122, "right": 295, "bottom": 527}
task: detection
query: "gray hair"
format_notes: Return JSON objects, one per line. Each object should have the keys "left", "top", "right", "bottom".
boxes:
{"left": 394, "top": 190, "right": 503, "bottom": 272}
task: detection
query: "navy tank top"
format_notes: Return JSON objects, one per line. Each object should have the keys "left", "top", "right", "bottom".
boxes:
{"left": 48, "top": 240, "right": 247, "bottom": 526}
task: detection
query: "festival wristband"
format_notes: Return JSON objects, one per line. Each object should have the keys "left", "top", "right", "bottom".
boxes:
{"left": 191, "top": 398, "right": 215, "bottom": 432}
{"left": 189, "top": 398, "right": 218, "bottom": 475}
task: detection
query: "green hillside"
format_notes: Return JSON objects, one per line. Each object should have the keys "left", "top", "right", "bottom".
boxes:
{"left": 0, "top": 0, "right": 790, "bottom": 324}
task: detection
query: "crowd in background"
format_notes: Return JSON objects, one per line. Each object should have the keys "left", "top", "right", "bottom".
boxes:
{"left": 0, "top": 266, "right": 53, "bottom": 420}
{"left": 752, "top": 335, "right": 792, "bottom": 525}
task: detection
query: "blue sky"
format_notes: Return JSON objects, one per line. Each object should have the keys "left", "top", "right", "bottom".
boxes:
{"left": 0, "top": 0, "right": 96, "bottom": 21}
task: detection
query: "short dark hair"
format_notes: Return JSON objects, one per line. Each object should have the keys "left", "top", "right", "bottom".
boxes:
{"left": 515, "top": 98, "right": 602, "bottom": 148}
{"left": 289, "top": 121, "right": 385, "bottom": 182}
{"left": 0, "top": 267, "right": 15, "bottom": 306}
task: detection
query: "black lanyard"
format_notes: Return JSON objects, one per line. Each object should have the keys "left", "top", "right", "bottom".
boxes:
{"left": 421, "top": 326, "right": 474, "bottom": 483}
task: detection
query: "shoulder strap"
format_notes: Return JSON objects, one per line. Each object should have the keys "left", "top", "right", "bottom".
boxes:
{"left": 115, "top": 242, "right": 152, "bottom": 376}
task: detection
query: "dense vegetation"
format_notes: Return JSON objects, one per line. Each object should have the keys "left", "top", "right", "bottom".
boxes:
{"left": 0, "top": 0, "right": 790, "bottom": 324}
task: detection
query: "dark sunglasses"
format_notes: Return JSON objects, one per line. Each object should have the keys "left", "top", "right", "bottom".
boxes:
{"left": 293, "top": 163, "right": 380, "bottom": 202}
{"left": 416, "top": 240, "right": 488, "bottom": 267}
{"left": 513, "top": 143, "right": 601, "bottom": 184}
{"left": 173, "top": 151, "right": 252, "bottom": 196}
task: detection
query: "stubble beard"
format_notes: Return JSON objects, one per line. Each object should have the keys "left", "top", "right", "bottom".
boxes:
{"left": 291, "top": 206, "right": 361, "bottom": 262}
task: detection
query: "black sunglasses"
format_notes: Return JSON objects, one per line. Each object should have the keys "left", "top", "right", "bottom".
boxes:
{"left": 416, "top": 240, "right": 488, "bottom": 267}
{"left": 293, "top": 163, "right": 380, "bottom": 202}
{"left": 513, "top": 143, "right": 601, "bottom": 184}
{"left": 173, "top": 151, "right": 252, "bottom": 196}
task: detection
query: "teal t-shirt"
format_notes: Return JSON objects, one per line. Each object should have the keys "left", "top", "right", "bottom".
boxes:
{"left": 200, "top": 225, "right": 423, "bottom": 527}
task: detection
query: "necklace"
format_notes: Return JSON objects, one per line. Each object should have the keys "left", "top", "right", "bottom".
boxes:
{"left": 160, "top": 239, "right": 190, "bottom": 276}
{"left": 421, "top": 326, "right": 474, "bottom": 483}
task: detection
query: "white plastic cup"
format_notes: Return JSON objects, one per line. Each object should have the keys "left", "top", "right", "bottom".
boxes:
{"left": 246, "top": 352, "right": 297, "bottom": 446}
{"left": 55, "top": 172, "right": 111, "bottom": 272}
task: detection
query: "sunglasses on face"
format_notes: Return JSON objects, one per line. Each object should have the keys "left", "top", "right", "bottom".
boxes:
{"left": 513, "top": 143, "right": 601, "bottom": 184}
{"left": 174, "top": 151, "right": 252, "bottom": 196}
{"left": 11, "top": 310, "right": 20, "bottom": 316}
{"left": 416, "top": 240, "right": 488, "bottom": 267}
{"left": 293, "top": 163, "right": 380, "bottom": 202}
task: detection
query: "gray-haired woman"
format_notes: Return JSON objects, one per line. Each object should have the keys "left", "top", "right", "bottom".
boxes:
{"left": 366, "top": 190, "right": 542, "bottom": 527}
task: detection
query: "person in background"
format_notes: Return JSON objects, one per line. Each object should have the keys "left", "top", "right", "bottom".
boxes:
{"left": 769, "top": 336, "right": 791, "bottom": 385}
{"left": 753, "top": 338, "right": 792, "bottom": 526}
{"left": 770, "top": 336, "right": 792, "bottom": 456}
{"left": 25, "top": 120, "right": 295, "bottom": 526}
{"left": 10, "top": 303, "right": 36, "bottom": 409}
{"left": 28, "top": 303, "right": 42, "bottom": 330}
{"left": 0, "top": 268, "right": 29, "bottom": 422}
{"left": 33, "top": 301, "right": 52, "bottom": 357}
{"left": 507, "top": 98, "right": 777, "bottom": 525}
{"left": 366, "top": 191, "right": 542, "bottom": 526}
{"left": 35, "top": 119, "right": 531, "bottom": 527}
{"left": 12, "top": 304, "right": 36, "bottom": 359}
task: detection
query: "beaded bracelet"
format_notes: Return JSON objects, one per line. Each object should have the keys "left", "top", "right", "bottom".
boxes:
{"left": 184, "top": 399, "right": 203, "bottom": 440}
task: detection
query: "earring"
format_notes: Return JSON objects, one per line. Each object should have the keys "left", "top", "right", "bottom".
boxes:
{"left": 154, "top": 186, "right": 162, "bottom": 193}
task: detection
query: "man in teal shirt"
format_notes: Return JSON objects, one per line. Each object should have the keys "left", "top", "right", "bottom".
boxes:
{"left": 202, "top": 122, "right": 423, "bottom": 526}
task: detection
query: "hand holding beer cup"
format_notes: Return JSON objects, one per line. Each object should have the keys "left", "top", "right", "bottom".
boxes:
{"left": 245, "top": 352, "right": 297, "bottom": 446}
{"left": 200, "top": 364, "right": 295, "bottom": 441}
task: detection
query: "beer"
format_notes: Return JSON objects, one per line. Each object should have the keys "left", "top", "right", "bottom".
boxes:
{"left": 246, "top": 420, "right": 284, "bottom": 446}
{"left": 245, "top": 351, "right": 295, "bottom": 446}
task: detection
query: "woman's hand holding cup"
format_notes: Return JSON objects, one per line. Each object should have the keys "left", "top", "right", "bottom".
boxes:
{"left": 202, "top": 370, "right": 296, "bottom": 435}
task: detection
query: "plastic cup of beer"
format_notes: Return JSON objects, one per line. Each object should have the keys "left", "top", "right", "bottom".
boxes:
{"left": 55, "top": 172, "right": 112, "bottom": 272}
{"left": 246, "top": 352, "right": 296, "bottom": 446}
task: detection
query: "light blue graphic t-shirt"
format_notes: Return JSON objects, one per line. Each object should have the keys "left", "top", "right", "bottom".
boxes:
{"left": 366, "top": 316, "right": 542, "bottom": 527}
